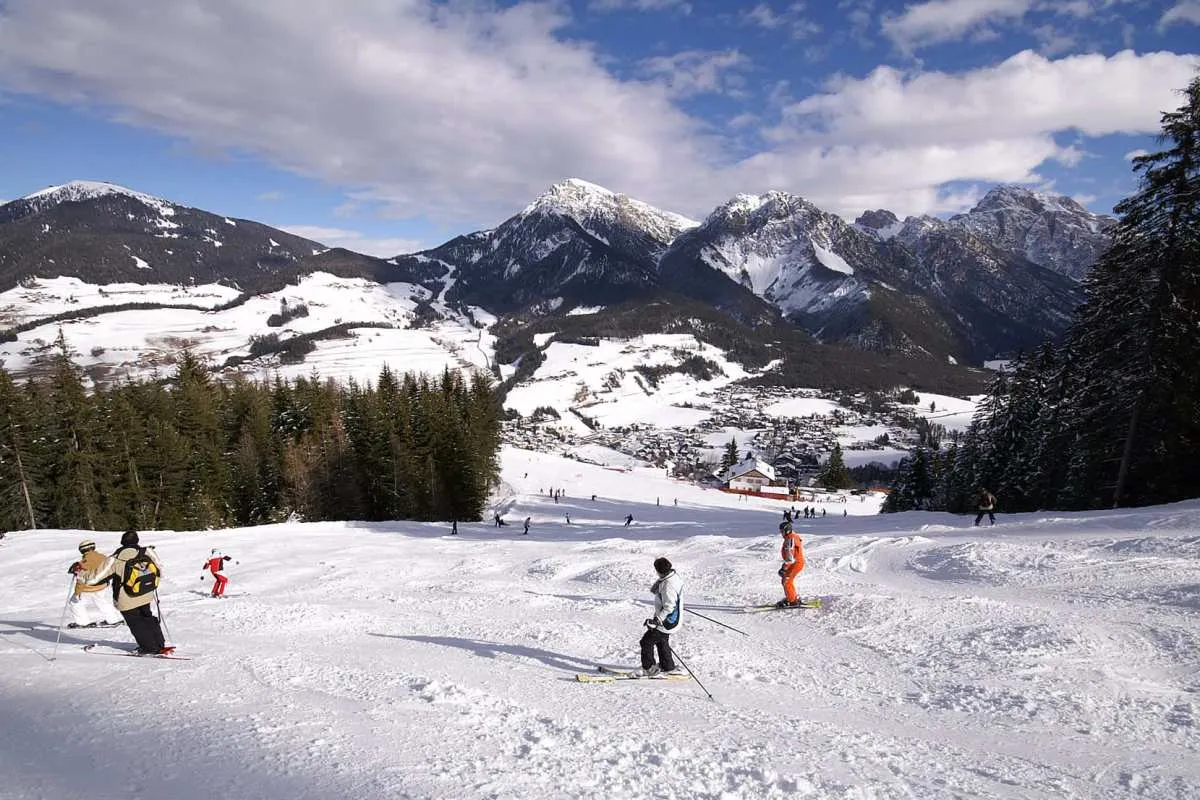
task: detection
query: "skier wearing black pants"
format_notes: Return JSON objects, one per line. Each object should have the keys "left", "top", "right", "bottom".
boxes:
{"left": 83, "top": 530, "right": 170, "bottom": 656}
{"left": 630, "top": 557, "right": 683, "bottom": 678}
{"left": 974, "top": 488, "right": 997, "bottom": 526}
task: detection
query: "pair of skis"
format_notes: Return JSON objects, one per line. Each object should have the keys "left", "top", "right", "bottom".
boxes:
{"left": 742, "top": 597, "right": 824, "bottom": 613}
{"left": 82, "top": 644, "right": 191, "bottom": 660}
{"left": 575, "top": 665, "right": 693, "bottom": 683}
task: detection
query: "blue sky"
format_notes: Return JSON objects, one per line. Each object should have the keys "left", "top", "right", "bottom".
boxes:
{"left": 0, "top": 0, "right": 1197, "bottom": 256}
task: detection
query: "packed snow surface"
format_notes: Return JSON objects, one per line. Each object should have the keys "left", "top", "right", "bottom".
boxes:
{"left": 2, "top": 447, "right": 1198, "bottom": 800}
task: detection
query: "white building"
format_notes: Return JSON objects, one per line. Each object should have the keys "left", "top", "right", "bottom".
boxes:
{"left": 720, "top": 458, "right": 777, "bottom": 492}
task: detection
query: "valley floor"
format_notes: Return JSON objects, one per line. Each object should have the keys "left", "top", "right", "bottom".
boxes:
{"left": 1, "top": 448, "right": 1197, "bottom": 800}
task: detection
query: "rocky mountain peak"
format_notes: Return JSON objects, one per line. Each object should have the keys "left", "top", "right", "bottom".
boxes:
{"left": 950, "top": 184, "right": 1115, "bottom": 280}
{"left": 855, "top": 209, "right": 900, "bottom": 229}
{"left": 854, "top": 209, "right": 904, "bottom": 240}
{"left": 522, "top": 178, "right": 697, "bottom": 245}
{"left": 704, "top": 191, "right": 824, "bottom": 230}
{"left": 967, "top": 185, "right": 1088, "bottom": 217}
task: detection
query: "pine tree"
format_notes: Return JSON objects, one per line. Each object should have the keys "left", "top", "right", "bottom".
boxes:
{"left": 0, "top": 368, "right": 40, "bottom": 530}
{"left": 41, "top": 331, "right": 103, "bottom": 529}
{"left": 720, "top": 438, "right": 739, "bottom": 471}
{"left": 1064, "top": 76, "right": 1200, "bottom": 508}
{"left": 817, "top": 443, "right": 854, "bottom": 490}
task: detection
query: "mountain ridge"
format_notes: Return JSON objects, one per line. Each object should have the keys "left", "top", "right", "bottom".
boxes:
{"left": 0, "top": 177, "right": 1114, "bottom": 386}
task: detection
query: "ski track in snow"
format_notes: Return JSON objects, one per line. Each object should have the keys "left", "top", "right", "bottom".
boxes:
{"left": 1, "top": 447, "right": 1198, "bottom": 800}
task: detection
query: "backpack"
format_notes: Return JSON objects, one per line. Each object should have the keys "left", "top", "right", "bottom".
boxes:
{"left": 121, "top": 547, "right": 160, "bottom": 597}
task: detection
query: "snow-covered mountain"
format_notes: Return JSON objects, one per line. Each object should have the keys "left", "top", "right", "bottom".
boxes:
{"left": 393, "top": 178, "right": 700, "bottom": 315}
{"left": 949, "top": 186, "right": 1117, "bottom": 280}
{"left": 0, "top": 177, "right": 1112, "bottom": 390}
{"left": 659, "top": 191, "right": 876, "bottom": 318}
{"left": 658, "top": 187, "right": 1085, "bottom": 362}
{"left": 2, "top": 447, "right": 1197, "bottom": 800}
{"left": 0, "top": 180, "right": 329, "bottom": 293}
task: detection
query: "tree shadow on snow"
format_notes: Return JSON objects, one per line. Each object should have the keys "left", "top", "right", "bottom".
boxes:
{"left": 371, "top": 633, "right": 608, "bottom": 674}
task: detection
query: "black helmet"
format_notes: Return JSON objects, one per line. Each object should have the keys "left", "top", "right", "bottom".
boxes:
{"left": 120, "top": 529, "right": 140, "bottom": 547}
{"left": 652, "top": 557, "right": 672, "bottom": 575}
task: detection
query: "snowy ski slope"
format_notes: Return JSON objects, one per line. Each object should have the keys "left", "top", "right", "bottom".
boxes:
{"left": 1, "top": 447, "right": 1197, "bottom": 800}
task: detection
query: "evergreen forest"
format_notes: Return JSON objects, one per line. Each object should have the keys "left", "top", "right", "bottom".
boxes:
{"left": 886, "top": 75, "right": 1200, "bottom": 515}
{"left": 0, "top": 340, "right": 502, "bottom": 531}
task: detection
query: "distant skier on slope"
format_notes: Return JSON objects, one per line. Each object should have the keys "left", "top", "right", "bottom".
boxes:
{"left": 624, "top": 514, "right": 633, "bottom": 527}
{"left": 974, "top": 488, "right": 997, "bottom": 526}
{"left": 82, "top": 530, "right": 171, "bottom": 656}
{"left": 201, "top": 549, "right": 237, "bottom": 598}
{"left": 775, "top": 520, "right": 807, "bottom": 608}
{"left": 629, "top": 557, "right": 683, "bottom": 678}
{"left": 66, "top": 539, "right": 124, "bottom": 629}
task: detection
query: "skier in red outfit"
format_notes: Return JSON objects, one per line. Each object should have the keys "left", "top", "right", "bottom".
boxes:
{"left": 202, "top": 549, "right": 236, "bottom": 598}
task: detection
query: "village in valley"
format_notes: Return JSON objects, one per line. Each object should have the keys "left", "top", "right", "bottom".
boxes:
{"left": 500, "top": 382, "right": 976, "bottom": 507}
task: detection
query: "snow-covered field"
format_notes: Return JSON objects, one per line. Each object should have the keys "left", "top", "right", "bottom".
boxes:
{"left": 0, "top": 272, "right": 495, "bottom": 384}
{"left": 2, "top": 447, "right": 1197, "bottom": 800}
{"left": 504, "top": 335, "right": 748, "bottom": 433}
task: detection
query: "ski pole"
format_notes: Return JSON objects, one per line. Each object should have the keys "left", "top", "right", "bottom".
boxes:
{"left": 50, "top": 578, "right": 75, "bottom": 662}
{"left": 685, "top": 608, "right": 748, "bottom": 637}
{"left": 668, "top": 645, "right": 715, "bottom": 702}
{"left": 155, "top": 594, "right": 173, "bottom": 643}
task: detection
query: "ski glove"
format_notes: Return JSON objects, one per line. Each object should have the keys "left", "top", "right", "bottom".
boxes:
{"left": 68, "top": 562, "right": 82, "bottom": 575}
{"left": 644, "top": 618, "right": 657, "bottom": 628}
{"left": 777, "top": 566, "right": 787, "bottom": 577}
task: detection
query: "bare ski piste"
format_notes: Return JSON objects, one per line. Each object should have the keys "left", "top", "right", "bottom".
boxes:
{"left": 575, "top": 665, "right": 692, "bottom": 683}
{"left": 83, "top": 644, "right": 192, "bottom": 660}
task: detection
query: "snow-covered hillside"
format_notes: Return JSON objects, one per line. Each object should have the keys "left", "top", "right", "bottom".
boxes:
{"left": 0, "top": 272, "right": 495, "bottom": 384}
{"left": 2, "top": 447, "right": 1196, "bottom": 800}
{"left": 504, "top": 334, "right": 749, "bottom": 432}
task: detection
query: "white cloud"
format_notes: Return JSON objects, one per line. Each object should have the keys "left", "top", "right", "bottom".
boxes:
{"left": 1123, "top": 148, "right": 1149, "bottom": 160}
{"left": 1159, "top": 1, "right": 1200, "bottom": 29}
{"left": 744, "top": 49, "right": 1199, "bottom": 217}
{"left": 779, "top": 50, "right": 1198, "bottom": 146}
{"left": 0, "top": 3, "right": 1193, "bottom": 225}
{"left": 882, "top": 0, "right": 1033, "bottom": 50}
{"left": 279, "top": 225, "right": 425, "bottom": 258}
{"left": 256, "top": 190, "right": 284, "bottom": 202}
{"left": 0, "top": 1, "right": 715, "bottom": 224}
{"left": 637, "top": 50, "right": 750, "bottom": 98}
{"left": 742, "top": 2, "right": 823, "bottom": 39}
{"left": 589, "top": 0, "right": 692, "bottom": 12}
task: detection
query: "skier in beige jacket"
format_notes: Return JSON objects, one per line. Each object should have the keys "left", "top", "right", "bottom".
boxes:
{"left": 83, "top": 530, "right": 170, "bottom": 655}
{"left": 66, "top": 539, "right": 123, "bottom": 628}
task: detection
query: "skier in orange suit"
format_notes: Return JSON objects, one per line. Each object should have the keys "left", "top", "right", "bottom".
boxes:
{"left": 775, "top": 520, "right": 806, "bottom": 608}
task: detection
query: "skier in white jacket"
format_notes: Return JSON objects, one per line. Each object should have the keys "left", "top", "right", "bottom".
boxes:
{"left": 629, "top": 557, "right": 683, "bottom": 677}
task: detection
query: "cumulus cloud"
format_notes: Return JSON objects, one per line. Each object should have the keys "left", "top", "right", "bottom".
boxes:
{"left": 1159, "top": 1, "right": 1200, "bottom": 29}
{"left": 882, "top": 0, "right": 1033, "bottom": 50}
{"left": 637, "top": 50, "right": 750, "bottom": 98}
{"left": 589, "top": 0, "right": 692, "bottom": 12}
{"left": 0, "top": 2, "right": 1194, "bottom": 225}
{"left": 742, "top": 2, "right": 823, "bottom": 39}
{"left": 278, "top": 225, "right": 425, "bottom": 258}
{"left": 0, "top": 0, "right": 712, "bottom": 222}
{"left": 777, "top": 50, "right": 1198, "bottom": 145}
